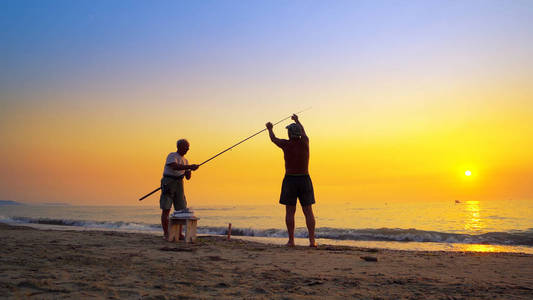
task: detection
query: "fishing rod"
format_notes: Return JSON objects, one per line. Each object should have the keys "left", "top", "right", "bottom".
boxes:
{"left": 139, "top": 108, "right": 311, "bottom": 201}
{"left": 198, "top": 107, "right": 311, "bottom": 166}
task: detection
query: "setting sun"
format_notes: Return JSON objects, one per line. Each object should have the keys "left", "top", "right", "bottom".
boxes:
{"left": 465, "top": 170, "right": 472, "bottom": 176}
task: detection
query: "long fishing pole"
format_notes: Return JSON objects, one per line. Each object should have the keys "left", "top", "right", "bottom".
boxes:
{"left": 138, "top": 108, "right": 311, "bottom": 201}
{"left": 198, "top": 107, "right": 311, "bottom": 166}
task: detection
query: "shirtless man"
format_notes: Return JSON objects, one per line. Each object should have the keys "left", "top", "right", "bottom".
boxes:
{"left": 160, "top": 139, "right": 199, "bottom": 240}
{"left": 266, "top": 114, "right": 317, "bottom": 247}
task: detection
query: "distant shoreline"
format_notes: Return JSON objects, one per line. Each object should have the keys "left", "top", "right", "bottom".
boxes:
{"left": 0, "top": 201, "right": 70, "bottom": 206}
{"left": 0, "top": 200, "right": 22, "bottom": 206}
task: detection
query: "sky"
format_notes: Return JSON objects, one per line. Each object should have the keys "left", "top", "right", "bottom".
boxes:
{"left": 1, "top": 0, "right": 532, "bottom": 206}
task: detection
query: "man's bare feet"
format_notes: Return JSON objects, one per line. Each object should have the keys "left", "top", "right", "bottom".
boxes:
{"left": 286, "top": 241, "right": 296, "bottom": 247}
{"left": 309, "top": 241, "right": 318, "bottom": 248}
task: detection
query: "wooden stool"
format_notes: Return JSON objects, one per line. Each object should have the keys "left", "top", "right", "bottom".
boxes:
{"left": 168, "top": 217, "right": 199, "bottom": 243}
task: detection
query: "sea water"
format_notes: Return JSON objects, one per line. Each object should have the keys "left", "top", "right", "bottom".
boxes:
{"left": 1, "top": 200, "right": 532, "bottom": 253}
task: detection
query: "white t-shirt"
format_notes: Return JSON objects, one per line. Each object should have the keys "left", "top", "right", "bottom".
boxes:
{"left": 163, "top": 152, "right": 189, "bottom": 177}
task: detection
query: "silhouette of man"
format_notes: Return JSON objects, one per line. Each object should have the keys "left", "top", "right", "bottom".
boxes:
{"left": 266, "top": 114, "right": 317, "bottom": 247}
{"left": 160, "top": 139, "right": 199, "bottom": 240}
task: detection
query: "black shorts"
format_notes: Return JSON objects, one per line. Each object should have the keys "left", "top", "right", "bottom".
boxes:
{"left": 279, "top": 174, "right": 315, "bottom": 206}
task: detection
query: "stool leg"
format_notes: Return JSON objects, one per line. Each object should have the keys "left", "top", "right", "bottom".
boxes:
{"left": 185, "top": 220, "right": 192, "bottom": 243}
{"left": 168, "top": 221, "right": 177, "bottom": 242}
{"left": 190, "top": 220, "right": 197, "bottom": 243}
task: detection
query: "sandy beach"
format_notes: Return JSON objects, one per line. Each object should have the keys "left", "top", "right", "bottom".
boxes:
{"left": 1, "top": 223, "right": 532, "bottom": 299}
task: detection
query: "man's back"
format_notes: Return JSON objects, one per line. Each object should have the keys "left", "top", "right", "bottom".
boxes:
{"left": 278, "top": 137, "right": 309, "bottom": 175}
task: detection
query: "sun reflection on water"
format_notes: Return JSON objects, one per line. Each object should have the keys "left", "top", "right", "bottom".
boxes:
{"left": 460, "top": 201, "right": 503, "bottom": 253}
{"left": 454, "top": 243, "right": 530, "bottom": 253}
{"left": 464, "top": 200, "right": 484, "bottom": 232}
{"left": 461, "top": 244, "right": 497, "bottom": 252}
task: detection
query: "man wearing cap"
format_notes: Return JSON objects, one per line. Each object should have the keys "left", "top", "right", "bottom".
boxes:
{"left": 160, "top": 139, "right": 199, "bottom": 241}
{"left": 266, "top": 114, "right": 317, "bottom": 247}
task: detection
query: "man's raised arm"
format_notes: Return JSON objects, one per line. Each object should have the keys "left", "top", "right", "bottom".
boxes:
{"left": 266, "top": 122, "right": 283, "bottom": 147}
{"left": 291, "top": 114, "right": 308, "bottom": 140}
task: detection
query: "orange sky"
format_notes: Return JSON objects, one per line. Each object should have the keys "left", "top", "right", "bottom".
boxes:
{"left": 1, "top": 80, "right": 532, "bottom": 205}
{"left": 1, "top": 1, "right": 532, "bottom": 205}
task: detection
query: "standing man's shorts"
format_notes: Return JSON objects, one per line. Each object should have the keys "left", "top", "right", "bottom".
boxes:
{"left": 279, "top": 174, "right": 315, "bottom": 206}
{"left": 160, "top": 176, "right": 187, "bottom": 210}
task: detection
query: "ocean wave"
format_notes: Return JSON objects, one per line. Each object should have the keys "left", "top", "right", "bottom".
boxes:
{"left": 2, "top": 216, "right": 533, "bottom": 247}
{"left": 1, "top": 216, "right": 160, "bottom": 231}
{"left": 312, "top": 227, "right": 533, "bottom": 246}
{"left": 200, "top": 226, "right": 533, "bottom": 246}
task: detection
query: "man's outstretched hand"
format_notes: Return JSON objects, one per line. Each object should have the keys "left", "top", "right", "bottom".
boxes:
{"left": 291, "top": 114, "right": 299, "bottom": 122}
{"left": 265, "top": 122, "right": 273, "bottom": 130}
{"left": 189, "top": 164, "right": 199, "bottom": 171}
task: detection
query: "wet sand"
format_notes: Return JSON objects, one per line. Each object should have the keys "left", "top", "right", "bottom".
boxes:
{"left": 1, "top": 223, "right": 532, "bottom": 299}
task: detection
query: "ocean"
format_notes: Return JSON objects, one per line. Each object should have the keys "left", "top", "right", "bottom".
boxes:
{"left": 1, "top": 200, "right": 532, "bottom": 253}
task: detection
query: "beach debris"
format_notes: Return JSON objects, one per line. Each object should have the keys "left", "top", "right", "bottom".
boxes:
{"left": 306, "top": 280, "right": 324, "bottom": 286}
{"left": 158, "top": 247, "right": 194, "bottom": 252}
{"left": 513, "top": 285, "right": 533, "bottom": 291}
{"left": 360, "top": 256, "right": 378, "bottom": 262}
{"left": 215, "top": 282, "right": 230, "bottom": 288}
{"left": 318, "top": 245, "right": 355, "bottom": 252}
{"left": 207, "top": 255, "right": 226, "bottom": 261}
{"left": 227, "top": 223, "right": 232, "bottom": 240}
{"left": 17, "top": 280, "right": 70, "bottom": 293}
{"left": 455, "top": 200, "right": 461, "bottom": 204}
{"left": 304, "top": 279, "right": 324, "bottom": 286}
{"left": 387, "top": 279, "right": 406, "bottom": 285}
{"left": 361, "top": 248, "right": 379, "bottom": 253}
{"left": 248, "top": 247, "right": 267, "bottom": 252}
